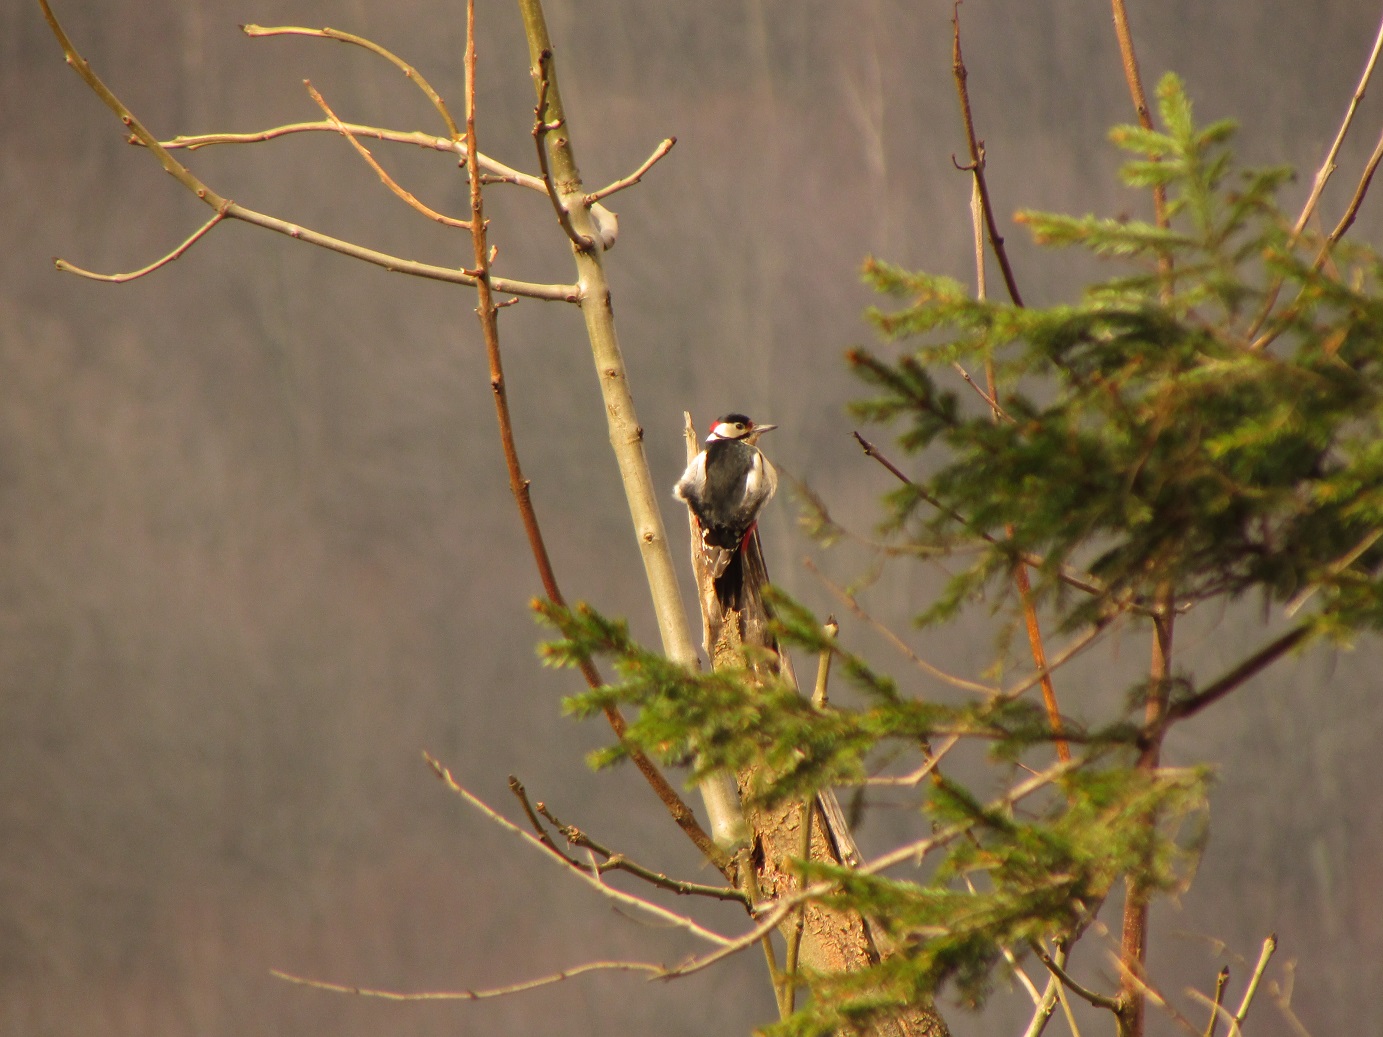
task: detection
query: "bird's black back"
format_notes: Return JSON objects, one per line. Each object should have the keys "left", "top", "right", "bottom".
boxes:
{"left": 697, "top": 438, "right": 757, "bottom": 546}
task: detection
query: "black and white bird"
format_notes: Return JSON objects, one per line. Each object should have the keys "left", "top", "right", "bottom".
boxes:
{"left": 674, "top": 413, "right": 779, "bottom": 582}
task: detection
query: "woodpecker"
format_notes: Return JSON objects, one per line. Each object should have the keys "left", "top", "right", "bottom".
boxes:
{"left": 674, "top": 413, "right": 779, "bottom": 583}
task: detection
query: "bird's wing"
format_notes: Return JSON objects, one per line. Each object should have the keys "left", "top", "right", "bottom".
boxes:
{"left": 673, "top": 451, "right": 708, "bottom": 507}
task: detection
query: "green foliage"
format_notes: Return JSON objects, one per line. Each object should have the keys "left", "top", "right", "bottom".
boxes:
{"left": 540, "top": 596, "right": 1094, "bottom": 805}
{"left": 540, "top": 74, "right": 1381, "bottom": 1029}
{"left": 854, "top": 73, "right": 1383, "bottom": 634}
{"left": 539, "top": 592, "right": 1200, "bottom": 1026}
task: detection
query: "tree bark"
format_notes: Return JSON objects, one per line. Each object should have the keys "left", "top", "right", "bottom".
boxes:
{"left": 685, "top": 417, "right": 950, "bottom": 1037}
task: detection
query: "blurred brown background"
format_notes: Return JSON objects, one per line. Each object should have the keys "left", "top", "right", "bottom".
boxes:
{"left": 5, "top": 1, "right": 1383, "bottom": 1034}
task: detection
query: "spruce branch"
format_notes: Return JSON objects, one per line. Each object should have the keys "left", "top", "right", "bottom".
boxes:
{"left": 954, "top": 97, "right": 1069, "bottom": 764}
{"left": 850, "top": 431, "right": 1113, "bottom": 602}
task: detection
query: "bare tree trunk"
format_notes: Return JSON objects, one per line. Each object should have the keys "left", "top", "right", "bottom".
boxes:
{"left": 684, "top": 418, "right": 951, "bottom": 1037}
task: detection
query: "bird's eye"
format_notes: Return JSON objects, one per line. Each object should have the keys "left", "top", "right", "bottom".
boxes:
{"left": 735, "top": 423, "right": 745, "bottom": 430}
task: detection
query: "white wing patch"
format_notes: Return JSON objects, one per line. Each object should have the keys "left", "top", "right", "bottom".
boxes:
{"left": 743, "top": 452, "right": 778, "bottom": 509}
{"left": 674, "top": 452, "right": 708, "bottom": 505}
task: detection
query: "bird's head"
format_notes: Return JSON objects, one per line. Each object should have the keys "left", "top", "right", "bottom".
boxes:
{"left": 707, "top": 413, "right": 778, "bottom": 444}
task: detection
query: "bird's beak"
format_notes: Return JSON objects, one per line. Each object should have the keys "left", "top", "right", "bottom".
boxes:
{"left": 748, "top": 422, "right": 777, "bottom": 443}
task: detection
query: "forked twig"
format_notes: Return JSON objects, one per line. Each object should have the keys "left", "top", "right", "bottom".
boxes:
{"left": 425, "top": 752, "right": 734, "bottom": 947}
{"left": 242, "top": 24, "right": 462, "bottom": 140}
{"left": 951, "top": 3, "right": 1024, "bottom": 307}
{"left": 532, "top": 50, "right": 595, "bottom": 251}
{"left": 532, "top": 800, "right": 749, "bottom": 904}
{"left": 307, "top": 81, "right": 471, "bottom": 228}
{"left": 39, "top": 0, "right": 574, "bottom": 301}
{"left": 1032, "top": 941, "right": 1120, "bottom": 1013}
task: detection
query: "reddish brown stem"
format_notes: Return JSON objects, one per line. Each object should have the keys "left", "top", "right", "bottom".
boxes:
{"left": 952, "top": 7, "right": 1069, "bottom": 761}
{"left": 460, "top": 1, "right": 726, "bottom": 875}
{"left": 951, "top": 3, "right": 1024, "bottom": 307}
{"left": 1117, "top": 588, "right": 1175, "bottom": 1037}
{"left": 1110, "top": 0, "right": 1168, "bottom": 234}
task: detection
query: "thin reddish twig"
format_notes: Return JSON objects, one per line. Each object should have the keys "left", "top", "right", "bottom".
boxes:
{"left": 952, "top": 7, "right": 1067, "bottom": 761}
{"left": 1110, "top": 0, "right": 1168, "bottom": 236}
{"left": 951, "top": 3, "right": 1024, "bottom": 307}
{"left": 307, "top": 81, "right": 471, "bottom": 229}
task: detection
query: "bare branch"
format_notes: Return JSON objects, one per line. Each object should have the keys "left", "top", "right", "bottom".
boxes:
{"left": 951, "top": 4, "right": 1025, "bottom": 306}
{"left": 514, "top": 4, "right": 735, "bottom": 848}
{"left": 864, "top": 733, "right": 959, "bottom": 787}
{"left": 531, "top": 50, "right": 596, "bottom": 251}
{"left": 54, "top": 209, "right": 227, "bottom": 282}
{"left": 1109, "top": 0, "right": 1169, "bottom": 237}
{"left": 1321, "top": 125, "right": 1383, "bottom": 251}
{"left": 1204, "top": 966, "right": 1230, "bottom": 1037}
{"left": 1294, "top": 17, "right": 1383, "bottom": 236}
{"left": 153, "top": 121, "right": 550, "bottom": 193}
{"left": 1163, "top": 627, "right": 1310, "bottom": 725}
{"left": 664, "top": 757, "right": 1080, "bottom": 981}
{"left": 424, "top": 752, "right": 734, "bottom": 947}
{"left": 242, "top": 23, "right": 461, "bottom": 140}
{"left": 1021, "top": 943, "right": 1070, "bottom": 1037}
{"left": 269, "top": 960, "right": 664, "bottom": 1001}
{"left": 39, "top": 1, "right": 576, "bottom": 301}
{"left": 306, "top": 80, "right": 472, "bottom": 228}
{"left": 1229, "top": 934, "right": 1277, "bottom": 1035}
{"left": 951, "top": 360, "right": 1008, "bottom": 419}
{"left": 1032, "top": 941, "right": 1120, "bottom": 1012}
{"left": 585, "top": 137, "right": 677, "bottom": 205}
{"left": 533, "top": 801, "right": 749, "bottom": 904}
{"left": 804, "top": 558, "right": 998, "bottom": 696}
